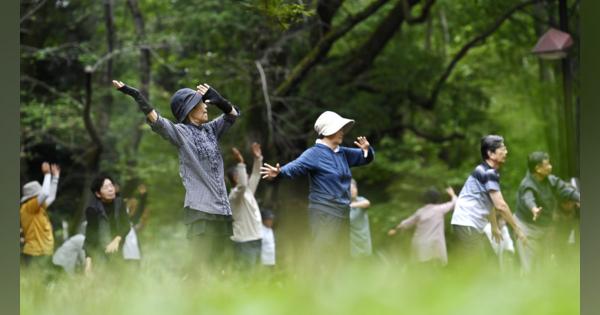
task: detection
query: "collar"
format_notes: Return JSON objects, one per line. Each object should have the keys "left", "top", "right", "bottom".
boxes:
{"left": 316, "top": 139, "right": 340, "bottom": 152}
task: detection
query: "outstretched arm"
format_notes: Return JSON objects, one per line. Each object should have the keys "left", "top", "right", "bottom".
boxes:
{"left": 43, "top": 164, "right": 60, "bottom": 208}
{"left": 344, "top": 137, "right": 374, "bottom": 167}
{"left": 112, "top": 80, "right": 158, "bottom": 123}
{"left": 248, "top": 143, "right": 263, "bottom": 194}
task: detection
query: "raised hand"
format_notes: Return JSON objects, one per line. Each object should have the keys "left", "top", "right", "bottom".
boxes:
{"left": 260, "top": 163, "right": 280, "bottom": 180}
{"left": 41, "top": 162, "right": 50, "bottom": 174}
{"left": 197, "top": 83, "right": 233, "bottom": 114}
{"left": 251, "top": 142, "right": 262, "bottom": 159}
{"left": 50, "top": 164, "right": 61, "bottom": 177}
{"left": 532, "top": 206, "right": 542, "bottom": 222}
{"left": 354, "top": 136, "right": 370, "bottom": 152}
{"left": 231, "top": 147, "right": 244, "bottom": 164}
{"left": 111, "top": 80, "right": 154, "bottom": 115}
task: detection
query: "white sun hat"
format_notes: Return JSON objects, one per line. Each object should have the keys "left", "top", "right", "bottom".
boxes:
{"left": 21, "top": 181, "right": 42, "bottom": 203}
{"left": 314, "top": 111, "right": 355, "bottom": 137}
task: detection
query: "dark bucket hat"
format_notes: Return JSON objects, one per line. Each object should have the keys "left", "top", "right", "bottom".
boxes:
{"left": 170, "top": 88, "right": 203, "bottom": 122}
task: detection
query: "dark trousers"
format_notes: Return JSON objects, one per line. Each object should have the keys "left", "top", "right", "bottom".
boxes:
{"left": 186, "top": 218, "right": 233, "bottom": 268}
{"left": 233, "top": 239, "right": 262, "bottom": 268}
{"left": 452, "top": 225, "right": 495, "bottom": 263}
{"left": 307, "top": 209, "right": 350, "bottom": 267}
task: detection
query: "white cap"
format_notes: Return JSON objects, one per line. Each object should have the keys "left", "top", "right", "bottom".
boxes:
{"left": 314, "top": 111, "right": 355, "bottom": 137}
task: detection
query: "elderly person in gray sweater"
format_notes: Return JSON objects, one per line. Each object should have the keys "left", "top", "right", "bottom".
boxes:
{"left": 112, "top": 80, "right": 239, "bottom": 265}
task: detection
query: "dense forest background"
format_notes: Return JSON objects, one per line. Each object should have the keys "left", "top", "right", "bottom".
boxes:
{"left": 20, "top": 0, "right": 579, "bottom": 253}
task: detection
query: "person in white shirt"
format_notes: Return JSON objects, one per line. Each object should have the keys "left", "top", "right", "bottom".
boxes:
{"left": 260, "top": 209, "right": 276, "bottom": 267}
{"left": 227, "top": 143, "right": 264, "bottom": 268}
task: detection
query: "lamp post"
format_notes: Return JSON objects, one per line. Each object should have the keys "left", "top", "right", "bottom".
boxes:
{"left": 532, "top": 24, "right": 577, "bottom": 179}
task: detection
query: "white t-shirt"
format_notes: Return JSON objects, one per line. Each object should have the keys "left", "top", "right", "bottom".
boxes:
{"left": 451, "top": 163, "right": 501, "bottom": 231}
{"left": 261, "top": 225, "right": 275, "bottom": 266}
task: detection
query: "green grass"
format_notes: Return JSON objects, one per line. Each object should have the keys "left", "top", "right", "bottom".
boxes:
{"left": 20, "top": 223, "right": 579, "bottom": 315}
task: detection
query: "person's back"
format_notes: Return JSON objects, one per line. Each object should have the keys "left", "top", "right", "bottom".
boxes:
{"left": 228, "top": 144, "right": 264, "bottom": 267}
{"left": 20, "top": 162, "right": 60, "bottom": 263}
{"left": 21, "top": 197, "right": 54, "bottom": 257}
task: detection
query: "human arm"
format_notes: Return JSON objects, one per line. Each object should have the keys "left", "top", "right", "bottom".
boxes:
{"left": 229, "top": 147, "right": 249, "bottom": 200}
{"left": 388, "top": 212, "right": 419, "bottom": 236}
{"left": 43, "top": 164, "right": 60, "bottom": 207}
{"left": 350, "top": 197, "right": 370, "bottom": 209}
{"left": 197, "top": 83, "right": 237, "bottom": 116}
{"left": 36, "top": 162, "right": 51, "bottom": 205}
{"left": 437, "top": 186, "right": 457, "bottom": 214}
{"left": 261, "top": 149, "right": 317, "bottom": 180}
{"left": 343, "top": 137, "right": 374, "bottom": 167}
{"left": 488, "top": 208, "right": 503, "bottom": 243}
{"left": 112, "top": 80, "right": 157, "bottom": 122}
{"left": 248, "top": 143, "right": 263, "bottom": 194}
{"left": 112, "top": 80, "right": 187, "bottom": 147}
{"left": 105, "top": 199, "right": 131, "bottom": 254}
{"left": 489, "top": 190, "right": 527, "bottom": 243}
{"left": 549, "top": 175, "right": 580, "bottom": 203}
{"left": 521, "top": 189, "right": 543, "bottom": 221}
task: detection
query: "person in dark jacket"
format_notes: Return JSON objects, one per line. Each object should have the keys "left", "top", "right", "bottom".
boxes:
{"left": 83, "top": 174, "right": 130, "bottom": 273}
{"left": 260, "top": 111, "right": 374, "bottom": 261}
{"left": 513, "top": 152, "right": 580, "bottom": 273}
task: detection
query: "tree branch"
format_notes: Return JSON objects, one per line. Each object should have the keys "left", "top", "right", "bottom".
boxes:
{"left": 20, "top": 0, "right": 48, "bottom": 24}
{"left": 82, "top": 69, "right": 103, "bottom": 152}
{"left": 425, "top": 0, "right": 542, "bottom": 109}
{"left": 274, "top": 0, "right": 392, "bottom": 97}
{"left": 20, "top": 75, "right": 84, "bottom": 109}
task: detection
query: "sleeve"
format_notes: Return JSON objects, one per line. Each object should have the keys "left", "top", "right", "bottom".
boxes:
{"left": 84, "top": 206, "right": 99, "bottom": 235}
{"left": 436, "top": 195, "right": 457, "bottom": 214}
{"left": 37, "top": 173, "right": 52, "bottom": 205}
{"left": 521, "top": 189, "right": 538, "bottom": 211}
{"left": 43, "top": 175, "right": 60, "bottom": 207}
{"left": 148, "top": 114, "right": 186, "bottom": 147}
{"left": 248, "top": 156, "right": 263, "bottom": 194}
{"left": 342, "top": 146, "right": 375, "bottom": 167}
{"left": 549, "top": 175, "right": 580, "bottom": 202}
{"left": 205, "top": 106, "right": 240, "bottom": 140}
{"left": 279, "top": 149, "right": 318, "bottom": 179}
{"left": 480, "top": 168, "right": 500, "bottom": 192}
{"left": 229, "top": 163, "right": 248, "bottom": 201}
{"left": 399, "top": 211, "right": 419, "bottom": 229}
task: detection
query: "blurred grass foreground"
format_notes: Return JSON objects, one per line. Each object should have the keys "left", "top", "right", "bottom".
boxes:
{"left": 21, "top": 224, "right": 579, "bottom": 315}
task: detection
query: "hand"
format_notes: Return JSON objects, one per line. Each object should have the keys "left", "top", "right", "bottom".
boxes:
{"left": 112, "top": 80, "right": 154, "bottom": 114}
{"left": 251, "top": 142, "right": 262, "bottom": 159}
{"left": 354, "top": 136, "right": 370, "bottom": 153}
{"left": 387, "top": 228, "right": 397, "bottom": 236}
{"left": 41, "top": 162, "right": 50, "bottom": 174}
{"left": 260, "top": 163, "right": 280, "bottom": 180}
{"left": 445, "top": 186, "right": 456, "bottom": 198}
{"left": 50, "top": 164, "right": 61, "bottom": 177}
{"left": 532, "top": 206, "right": 542, "bottom": 222}
{"left": 104, "top": 236, "right": 122, "bottom": 254}
{"left": 515, "top": 229, "right": 528, "bottom": 245}
{"left": 491, "top": 227, "right": 503, "bottom": 244}
{"left": 231, "top": 147, "right": 244, "bottom": 164}
{"left": 112, "top": 80, "right": 125, "bottom": 89}
{"left": 197, "top": 83, "right": 233, "bottom": 114}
